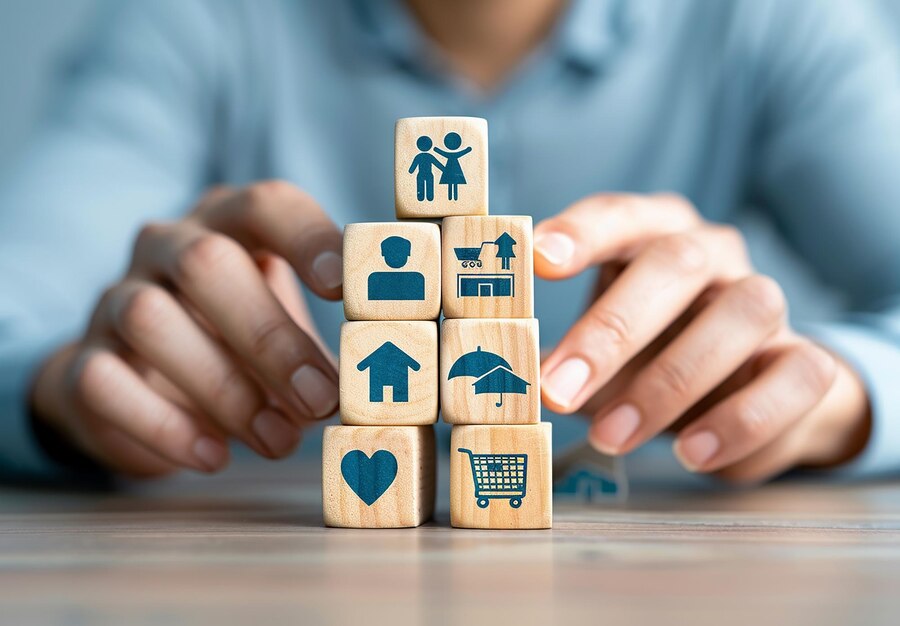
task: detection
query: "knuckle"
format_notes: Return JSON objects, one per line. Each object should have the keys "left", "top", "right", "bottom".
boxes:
{"left": 735, "top": 275, "right": 786, "bottom": 325}
{"left": 134, "top": 222, "right": 169, "bottom": 249}
{"left": 652, "top": 234, "right": 707, "bottom": 273}
{"left": 647, "top": 356, "right": 694, "bottom": 401}
{"left": 248, "top": 316, "right": 300, "bottom": 362}
{"left": 149, "top": 407, "right": 190, "bottom": 450}
{"left": 243, "top": 180, "right": 299, "bottom": 208}
{"left": 69, "top": 351, "right": 117, "bottom": 407}
{"left": 115, "top": 285, "right": 171, "bottom": 340}
{"left": 792, "top": 342, "right": 837, "bottom": 396}
{"left": 172, "top": 233, "right": 239, "bottom": 285}
{"left": 208, "top": 367, "right": 262, "bottom": 428}
{"left": 584, "top": 305, "right": 633, "bottom": 352}
{"left": 732, "top": 397, "right": 773, "bottom": 439}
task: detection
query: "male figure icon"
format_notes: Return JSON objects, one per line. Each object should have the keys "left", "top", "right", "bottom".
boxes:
{"left": 368, "top": 236, "right": 426, "bottom": 301}
{"left": 408, "top": 136, "right": 444, "bottom": 202}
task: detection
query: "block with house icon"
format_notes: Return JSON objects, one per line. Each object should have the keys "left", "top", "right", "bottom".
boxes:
{"left": 340, "top": 321, "right": 438, "bottom": 426}
{"left": 440, "top": 318, "right": 540, "bottom": 425}
{"left": 441, "top": 215, "right": 534, "bottom": 319}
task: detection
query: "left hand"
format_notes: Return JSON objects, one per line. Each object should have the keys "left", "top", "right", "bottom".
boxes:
{"left": 536, "top": 193, "right": 871, "bottom": 483}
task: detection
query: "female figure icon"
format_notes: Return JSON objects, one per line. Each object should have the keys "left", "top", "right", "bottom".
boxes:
{"left": 434, "top": 132, "right": 472, "bottom": 201}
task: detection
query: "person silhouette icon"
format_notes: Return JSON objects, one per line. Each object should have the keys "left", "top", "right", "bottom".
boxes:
{"left": 407, "top": 136, "right": 444, "bottom": 202}
{"left": 434, "top": 132, "right": 472, "bottom": 201}
{"left": 367, "top": 236, "right": 426, "bottom": 301}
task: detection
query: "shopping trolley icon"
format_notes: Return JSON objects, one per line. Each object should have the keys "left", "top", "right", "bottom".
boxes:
{"left": 457, "top": 448, "right": 528, "bottom": 509}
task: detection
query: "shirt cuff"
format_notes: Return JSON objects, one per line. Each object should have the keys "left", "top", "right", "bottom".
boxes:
{"left": 0, "top": 332, "right": 76, "bottom": 480}
{"left": 807, "top": 321, "right": 900, "bottom": 479}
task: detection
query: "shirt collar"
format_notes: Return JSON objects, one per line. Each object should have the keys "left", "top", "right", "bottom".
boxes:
{"left": 346, "top": 0, "right": 649, "bottom": 76}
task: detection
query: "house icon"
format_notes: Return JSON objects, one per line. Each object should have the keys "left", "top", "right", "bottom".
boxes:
{"left": 356, "top": 341, "right": 421, "bottom": 403}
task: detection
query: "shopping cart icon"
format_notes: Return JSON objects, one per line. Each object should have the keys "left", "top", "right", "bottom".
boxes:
{"left": 457, "top": 448, "right": 528, "bottom": 509}
{"left": 453, "top": 241, "right": 495, "bottom": 268}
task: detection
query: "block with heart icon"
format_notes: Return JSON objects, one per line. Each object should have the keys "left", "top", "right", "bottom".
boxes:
{"left": 450, "top": 423, "right": 552, "bottom": 529}
{"left": 323, "top": 425, "right": 436, "bottom": 528}
{"left": 441, "top": 215, "right": 534, "bottom": 319}
{"left": 340, "top": 320, "right": 438, "bottom": 425}
{"left": 440, "top": 318, "right": 540, "bottom": 424}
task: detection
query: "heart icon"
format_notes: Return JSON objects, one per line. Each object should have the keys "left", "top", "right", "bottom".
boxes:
{"left": 340, "top": 450, "right": 398, "bottom": 506}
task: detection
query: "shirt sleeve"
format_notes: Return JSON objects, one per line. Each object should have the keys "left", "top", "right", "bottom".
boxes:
{"left": 747, "top": 0, "right": 900, "bottom": 476}
{"left": 0, "top": 0, "right": 221, "bottom": 478}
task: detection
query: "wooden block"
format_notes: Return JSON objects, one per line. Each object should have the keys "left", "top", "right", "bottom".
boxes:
{"left": 343, "top": 222, "right": 441, "bottom": 321}
{"left": 395, "top": 116, "right": 488, "bottom": 219}
{"left": 340, "top": 321, "right": 438, "bottom": 426}
{"left": 450, "top": 423, "right": 552, "bottom": 529}
{"left": 440, "top": 318, "right": 540, "bottom": 424}
{"left": 323, "top": 425, "right": 435, "bottom": 528}
{"left": 441, "top": 215, "right": 534, "bottom": 319}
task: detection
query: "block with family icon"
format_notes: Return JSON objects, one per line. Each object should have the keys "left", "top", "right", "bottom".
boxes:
{"left": 395, "top": 117, "right": 488, "bottom": 219}
{"left": 323, "top": 425, "right": 436, "bottom": 528}
{"left": 343, "top": 222, "right": 441, "bottom": 321}
{"left": 440, "top": 318, "right": 541, "bottom": 425}
{"left": 441, "top": 215, "right": 534, "bottom": 319}
{"left": 339, "top": 321, "right": 438, "bottom": 426}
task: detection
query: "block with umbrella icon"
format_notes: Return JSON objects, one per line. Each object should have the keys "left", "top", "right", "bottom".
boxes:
{"left": 440, "top": 318, "right": 540, "bottom": 424}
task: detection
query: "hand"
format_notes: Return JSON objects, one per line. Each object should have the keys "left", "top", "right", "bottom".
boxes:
{"left": 536, "top": 194, "right": 871, "bottom": 483}
{"left": 30, "top": 182, "right": 343, "bottom": 477}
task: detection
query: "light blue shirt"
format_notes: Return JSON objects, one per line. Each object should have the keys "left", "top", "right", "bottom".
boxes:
{"left": 2, "top": 0, "right": 900, "bottom": 479}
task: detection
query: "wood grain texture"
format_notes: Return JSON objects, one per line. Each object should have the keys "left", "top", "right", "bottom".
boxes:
{"left": 450, "top": 424, "right": 552, "bottom": 529}
{"left": 340, "top": 321, "right": 438, "bottom": 425}
{"left": 323, "top": 425, "right": 435, "bottom": 528}
{"left": 441, "top": 318, "right": 540, "bottom": 424}
{"left": 3, "top": 457, "right": 900, "bottom": 624}
{"left": 442, "top": 215, "right": 534, "bottom": 318}
{"left": 395, "top": 117, "right": 488, "bottom": 219}
{"left": 343, "top": 222, "right": 441, "bottom": 321}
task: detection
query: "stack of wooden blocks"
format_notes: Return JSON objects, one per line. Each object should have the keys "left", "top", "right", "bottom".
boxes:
{"left": 323, "top": 116, "right": 552, "bottom": 529}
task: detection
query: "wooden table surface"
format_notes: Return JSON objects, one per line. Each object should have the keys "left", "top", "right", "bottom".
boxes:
{"left": 1, "top": 455, "right": 899, "bottom": 626}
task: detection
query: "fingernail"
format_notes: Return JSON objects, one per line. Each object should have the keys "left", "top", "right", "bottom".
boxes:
{"left": 312, "top": 250, "right": 343, "bottom": 290}
{"left": 535, "top": 232, "right": 575, "bottom": 266}
{"left": 192, "top": 437, "right": 229, "bottom": 471}
{"left": 291, "top": 364, "right": 338, "bottom": 418}
{"left": 591, "top": 404, "right": 641, "bottom": 453}
{"left": 252, "top": 409, "right": 301, "bottom": 457}
{"left": 675, "top": 430, "right": 720, "bottom": 472}
{"left": 543, "top": 357, "right": 591, "bottom": 409}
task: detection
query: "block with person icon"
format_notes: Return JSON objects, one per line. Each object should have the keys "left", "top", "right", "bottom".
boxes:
{"left": 395, "top": 116, "right": 488, "bottom": 218}
{"left": 343, "top": 222, "right": 441, "bottom": 320}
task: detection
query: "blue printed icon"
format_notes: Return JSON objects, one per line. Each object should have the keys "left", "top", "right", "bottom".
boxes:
{"left": 341, "top": 450, "right": 398, "bottom": 506}
{"left": 454, "top": 232, "right": 517, "bottom": 298}
{"left": 357, "top": 341, "right": 421, "bottom": 403}
{"left": 408, "top": 132, "right": 472, "bottom": 202}
{"left": 448, "top": 346, "right": 530, "bottom": 407}
{"left": 368, "top": 236, "right": 425, "bottom": 301}
{"left": 458, "top": 448, "right": 528, "bottom": 509}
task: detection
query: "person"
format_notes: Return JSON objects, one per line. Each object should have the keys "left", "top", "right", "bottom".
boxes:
{"left": 407, "top": 135, "right": 444, "bottom": 202}
{"left": 0, "top": 0, "right": 898, "bottom": 483}
{"left": 434, "top": 132, "right": 472, "bottom": 201}
{"left": 367, "top": 236, "right": 425, "bottom": 301}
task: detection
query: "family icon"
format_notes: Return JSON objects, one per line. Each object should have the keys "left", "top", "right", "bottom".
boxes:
{"left": 408, "top": 132, "right": 472, "bottom": 202}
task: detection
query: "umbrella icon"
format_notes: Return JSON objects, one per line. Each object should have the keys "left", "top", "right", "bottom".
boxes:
{"left": 448, "top": 346, "right": 531, "bottom": 407}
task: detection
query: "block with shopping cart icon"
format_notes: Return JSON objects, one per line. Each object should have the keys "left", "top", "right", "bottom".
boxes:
{"left": 442, "top": 216, "right": 534, "bottom": 319}
{"left": 451, "top": 424, "right": 552, "bottom": 529}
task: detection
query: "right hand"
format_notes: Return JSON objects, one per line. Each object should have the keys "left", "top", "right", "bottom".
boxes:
{"left": 30, "top": 181, "right": 343, "bottom": 477}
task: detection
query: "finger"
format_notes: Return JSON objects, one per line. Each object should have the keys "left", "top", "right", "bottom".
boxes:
{"left": 67, "top": 345, "right": 230, "bottom": 472}
{"left": 198, "top": 181, "right": 343, "bottom": 299}
{"left": 542, "top": 226, "right": 751, "bottom": 413}
{"left": 672, "top": 341, "right": 836, "bottom": 473}
{"left": 589, "top": 275, "right": 787, "bottom": 454}
{"left": 534, "top": 193, "right": 701, "bottom": 280}
{"left": 102, "top": 280, "right": 301, "bottom": 459}
{"left": 132, "top": 224, "right": 339, "bottom": 421}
